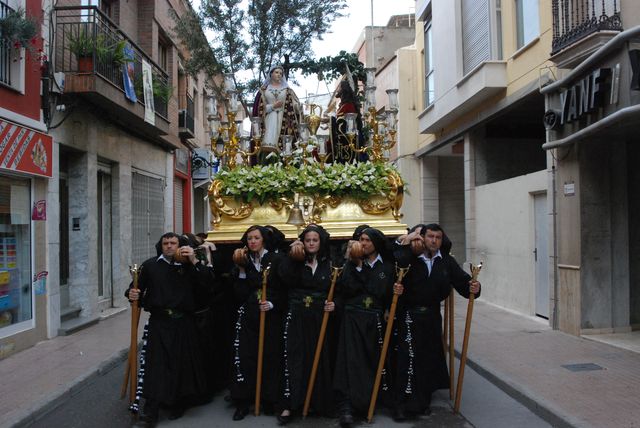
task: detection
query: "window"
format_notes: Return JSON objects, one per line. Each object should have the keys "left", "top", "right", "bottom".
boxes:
{"left": 462, "top": 0, "right": 491, "bottom": 75}
{"left": 0, "top": 0, "right": 25, "bottom": 91}
{"left": 158, "top": 37, "right": 169, "bottom": 72}
{"left": 424, "top": 17, "right": 434, "bottom": 107}
{"left": 0, "top": 176, "right": 32, "bottom": 333}
{"left": 516, "top": 0, "right": 539, "bottom": 49}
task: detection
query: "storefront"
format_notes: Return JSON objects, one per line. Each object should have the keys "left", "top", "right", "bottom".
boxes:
{"left": 541, "top": 27, "right": 640, "bottom": 335}
{"left": 0, "top": 118, "right": 52, "bottom": 354}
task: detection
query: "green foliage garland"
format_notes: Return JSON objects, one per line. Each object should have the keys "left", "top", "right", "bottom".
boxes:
{"left": 215, "top": 162, "right": 399, "bottom": 205}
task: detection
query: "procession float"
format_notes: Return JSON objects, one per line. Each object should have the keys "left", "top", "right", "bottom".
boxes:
{"left": 204, "top": 64, "right": 408, "bottom": 243}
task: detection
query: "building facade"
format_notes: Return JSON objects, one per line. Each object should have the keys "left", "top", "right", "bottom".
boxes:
{"left": 413, "top": 0, "right": 554, "bottom": 320}
{"left": 1, "top": 0, "right": 216, "bottom": 357}
{"left": 541, "top": 0, "right": 639, "bottom": 335}
{"left": 0, "top": 0, "right": 52, "bottom": 356}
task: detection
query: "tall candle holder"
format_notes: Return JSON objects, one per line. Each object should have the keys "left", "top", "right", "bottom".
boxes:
{"left": 209, "top": 78, "right": 263, "bottom": 170}
{"left": 344, "top": 68, "right": 399, "bottom": 163}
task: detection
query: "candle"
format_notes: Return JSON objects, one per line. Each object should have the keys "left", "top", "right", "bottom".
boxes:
{"left": 317, "top": 135, "right": 327, "bottom": 155}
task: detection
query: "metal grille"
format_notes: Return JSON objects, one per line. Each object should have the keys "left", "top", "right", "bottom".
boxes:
{"left": 132, "top": 172, "right": 164, "bottom": 264}
{"left": 551, "top": 0, "right": 622, "bottom": 54}
{"left": 462, "top": 0, "right": 491, "bottom": 75}
{"left": 174, "top": 177, "right": 183, "bottom": 235}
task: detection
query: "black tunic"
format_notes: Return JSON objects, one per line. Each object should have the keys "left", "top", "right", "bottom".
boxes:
{"left": 392, "top": 245, "right": 475, "bottom": 412}
{"left": 277, "top": 256, "right": 336, "bottom": 416}
{"left": 229, "top": 251, "right": 285, "bottom": 407}
{"left": 333, "top": 257, "right": 395, "bottom": 414}
{"left": 133, "top": 257, "right": 212, "bottom": 407}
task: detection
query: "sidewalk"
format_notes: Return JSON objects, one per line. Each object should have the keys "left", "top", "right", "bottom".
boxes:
{"left": 452, "top": 298, "right": 640, "bottom": 428}
{"left": 1, "top": 301, "right": 638, "bottom": 428}
{"left": 0, "top": 309, "right": 148, "bottom": 428}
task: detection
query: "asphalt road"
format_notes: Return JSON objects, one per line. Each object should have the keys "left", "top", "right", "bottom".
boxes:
{"left": 30, "top": 355, "right": 550, "bottom": 428}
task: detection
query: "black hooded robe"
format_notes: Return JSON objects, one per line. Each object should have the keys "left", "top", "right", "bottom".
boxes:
{"left": 132, "top": 256, "right": 213, "bottom": 409}
{"left": 277, "top": 252, "right": 336, "bottom": 416}
{"left": 332, "top": 255, "right": 395, "bottom": 415}
{"left": 392, "top": 245, "right": 478, "bottom": 413}
{"left": 229, "top": 250, "right": 285, "bottom": 409}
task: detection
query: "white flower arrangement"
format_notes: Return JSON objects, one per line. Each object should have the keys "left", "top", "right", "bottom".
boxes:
{"left": 215, "top": 161, "right": 400, "bottom": 204}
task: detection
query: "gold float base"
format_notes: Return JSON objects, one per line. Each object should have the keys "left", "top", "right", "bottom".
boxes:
{"left": 206, "top": 198, "right": 408, "bottom": 243}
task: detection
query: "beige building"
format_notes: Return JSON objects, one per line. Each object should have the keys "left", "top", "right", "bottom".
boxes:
{"left": 412, "top": 0, "right": 639, "bottom": 339}
{"left": 412, "top": 0, "right": 554, "bottom": 320}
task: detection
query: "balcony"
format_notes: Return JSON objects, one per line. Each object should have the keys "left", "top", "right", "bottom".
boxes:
{"left": 418, "top": 61, "right": 507, "bottom": 135}
{"left": 551, "top": 0, "right": 622, "bottom": 64}
{"left": 178, "top": 96, "right": 195, "bottom": 139}
{"left": 53, "top": 6, "right": 173, "bottom": 146}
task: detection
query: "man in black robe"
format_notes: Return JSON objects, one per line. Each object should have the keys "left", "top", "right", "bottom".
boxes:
{"left": 392, "top": 224, "right": 480, "bottom": 420}
{"left": 333, "top": 228, "right": 396, "bottom": 427}
{"left": 127, "top": 232, "right": 213, "bottom": 427}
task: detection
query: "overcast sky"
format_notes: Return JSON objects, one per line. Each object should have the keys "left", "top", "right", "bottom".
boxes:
{"left": 292, "top": 0, "right": 417, "bottom": 99}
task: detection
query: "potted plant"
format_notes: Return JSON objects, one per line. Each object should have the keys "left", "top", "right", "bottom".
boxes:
{"left": 67, "top": 27, "right": 96, "bottom": 72}
{"left": 0, "top": 7, "right": 39, "bottom": 60}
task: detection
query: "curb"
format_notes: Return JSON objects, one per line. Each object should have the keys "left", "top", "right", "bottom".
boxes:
{"left": 9, "top": 347, "right": 130, "bottom": 428}
{"left": 457, "top": 349, "right": 586, "bottom": 428}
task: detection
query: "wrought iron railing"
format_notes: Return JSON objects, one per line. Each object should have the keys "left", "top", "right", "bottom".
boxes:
{"left": 53, "top": 6, "right": 170, "bottom": 120}
{"left": 0, "top": 0, "right": 14, "bottom": 87}
{"left": 551, "top": 0, "right": 623, "bottom": 54}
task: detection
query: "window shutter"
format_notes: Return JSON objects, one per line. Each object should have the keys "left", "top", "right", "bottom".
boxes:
{"left": 462, "top": 0, "right": 491, "bottom": 75}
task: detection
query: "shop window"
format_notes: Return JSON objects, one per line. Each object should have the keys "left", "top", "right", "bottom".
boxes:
{"left": 0, "top": 176, "right": 32, "bottom": 332}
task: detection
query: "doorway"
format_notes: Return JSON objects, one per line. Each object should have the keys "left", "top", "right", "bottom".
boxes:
{"left": 97, "top": 163, "right": 113, "bottom": 310}
{"left": 534, "top": 193, "right": 549, "bottom": 318}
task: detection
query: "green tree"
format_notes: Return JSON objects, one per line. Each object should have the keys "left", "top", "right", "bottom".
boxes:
{"left": 173, "top": 0, "right": 347, "bottom": 105}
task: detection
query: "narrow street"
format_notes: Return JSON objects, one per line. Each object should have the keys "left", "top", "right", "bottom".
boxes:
{"left": 33, "top": 355, "right": 549, "bottom": 428}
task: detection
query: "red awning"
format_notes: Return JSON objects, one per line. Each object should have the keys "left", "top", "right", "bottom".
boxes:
{"left": 0, "top": 119, "right": 52, "bottom": 178}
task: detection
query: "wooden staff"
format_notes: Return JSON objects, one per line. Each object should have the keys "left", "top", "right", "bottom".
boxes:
{"left": 302, "top": 264, "right": 343, "bottom": 418}
{"left": 121, "top": 264, "right": 141, "bottom": 402}
{"left": 367, "top": 264, "right": 410, "bottom": 423}
{"left": 449, "top": 291, "right": 455, "bottom": 400}
{"left": 255, "top": 264, "right": 271, "bottom": 416}
{"left": 454, "top": 262, "right": 482, "bottom": 413}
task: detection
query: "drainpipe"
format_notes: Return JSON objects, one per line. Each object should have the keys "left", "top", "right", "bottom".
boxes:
{"left": 552, "top": 163, "right": 559, "bottom": 330}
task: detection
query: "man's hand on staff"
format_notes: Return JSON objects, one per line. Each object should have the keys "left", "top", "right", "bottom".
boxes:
{"left": 324, "top": 300, "right": 335, "bottom": 312}
{"left": 469, "top": 280, "right": 481, "bottom": 294}
{"left": 393, "top": 282, "right": 404, "bottom": 295}
{"left": 128, "top": 289, "right": 140, "bottom": 301}
{"left": 259, "top": 301, "right": 274, "bottom": 312}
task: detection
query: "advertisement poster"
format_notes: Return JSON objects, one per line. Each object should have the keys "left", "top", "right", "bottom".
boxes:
{"left": 32, "top": 200, "right": 46, "bottom": 220}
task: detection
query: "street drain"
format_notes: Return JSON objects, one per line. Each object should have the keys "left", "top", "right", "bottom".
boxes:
{"left": 562, "top": 363, "right": 604, "bottom": 372}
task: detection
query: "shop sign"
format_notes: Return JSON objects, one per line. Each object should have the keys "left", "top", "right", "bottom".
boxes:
{"left": 0, "top": 119, "right": 52, "bottom": 178}
{"left": 558, "top": 68, "right": 611, "bottom": 125}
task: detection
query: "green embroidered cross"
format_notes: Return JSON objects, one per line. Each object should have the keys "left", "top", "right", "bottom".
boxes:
{"left": 363, "top": 297, "right": 373, "bottom": 309}
{"left": 303, "top": 296, "right": 313, "bottom": 308}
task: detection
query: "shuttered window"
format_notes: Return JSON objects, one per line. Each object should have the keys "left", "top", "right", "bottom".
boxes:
{"left": 174, "top": 177, "right": 184, "bottom": 235}
{"left": 132, "top": 172, "right": 164, "bottom": 264}
{"left": 462, "top": 0, "right": 491, "bottom": 75}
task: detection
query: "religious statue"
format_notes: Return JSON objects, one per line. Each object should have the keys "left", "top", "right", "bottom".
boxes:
{"left": 252, "top": 65, "right": 301, "bottom": 163}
